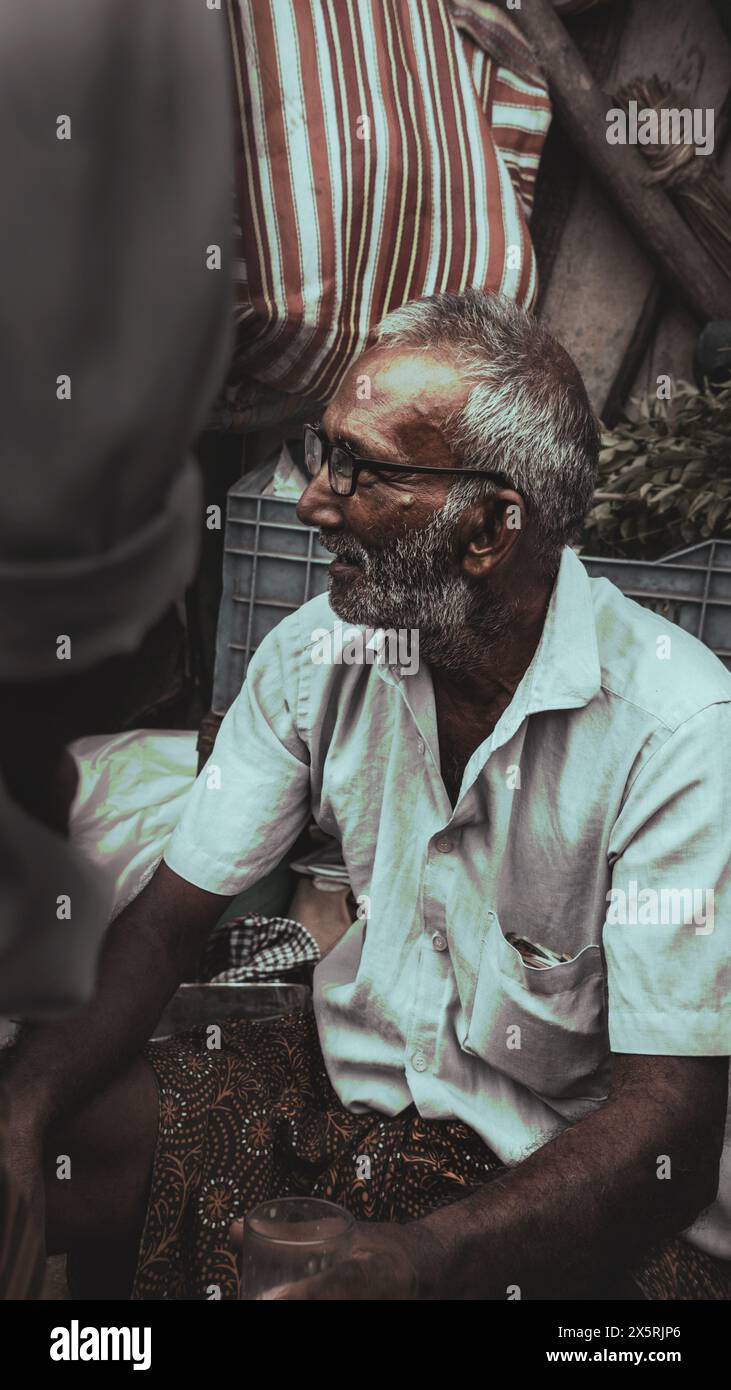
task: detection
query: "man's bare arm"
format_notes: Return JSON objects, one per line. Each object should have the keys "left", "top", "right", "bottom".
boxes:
{"left": 2, "top": 862, "right": 230, "bottom": 1136}
{"left": 411, "top": 1053, "right": 728, "bottom": 1299}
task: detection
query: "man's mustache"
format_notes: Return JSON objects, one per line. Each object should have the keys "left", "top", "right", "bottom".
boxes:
{"left": 319, "top": 530, "right": 370, "bottom": 566}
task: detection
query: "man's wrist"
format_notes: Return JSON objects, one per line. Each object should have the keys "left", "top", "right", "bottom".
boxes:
{"left": 1, "top": 1059, "right": 55, "bottom": 1141}
{"left": 7, "top": 1099, "right": 52, "bottom": 1152}
{"left": 402, "top": 1217, "right": 450, "bottom": 1299}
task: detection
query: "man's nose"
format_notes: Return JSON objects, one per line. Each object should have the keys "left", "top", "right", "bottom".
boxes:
{"left": 296, "top": 471, "right": 343, "bottom": 529}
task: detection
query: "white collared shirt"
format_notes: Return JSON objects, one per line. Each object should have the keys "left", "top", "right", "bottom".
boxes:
{"left": 165, "top": 547, "right": 731, "bottom": 1256}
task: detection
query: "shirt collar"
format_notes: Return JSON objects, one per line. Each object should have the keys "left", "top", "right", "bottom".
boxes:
{"left": 469, "top": 546, "right": 601, "bottom": 758}
{"left": 523, "top": 546, "right": 601, "bottom": 716}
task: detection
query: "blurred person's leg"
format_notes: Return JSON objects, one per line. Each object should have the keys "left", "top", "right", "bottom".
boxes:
{"left": 44, "top": 1058, "right": 159, "bottom": 1256}
{"left": 42, "top": 1058, "right": 159, "bottom": 1299}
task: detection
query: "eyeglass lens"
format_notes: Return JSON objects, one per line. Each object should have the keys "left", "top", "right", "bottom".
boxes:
{"left": 329, "top": 448, "right": 354, "bottom": 494}
{"left": 304, "top": 427, "right": 323, "bottom": 477}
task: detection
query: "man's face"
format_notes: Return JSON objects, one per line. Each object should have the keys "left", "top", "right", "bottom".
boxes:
{"left": 296, "top": 347, "right": 516, "bottom": 670}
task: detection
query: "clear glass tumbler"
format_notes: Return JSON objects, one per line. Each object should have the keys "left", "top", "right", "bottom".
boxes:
{"left": 240, "top": 1196, "right": 354, "bottom": 1300}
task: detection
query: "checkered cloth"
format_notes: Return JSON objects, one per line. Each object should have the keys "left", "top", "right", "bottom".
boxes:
{"left": 203, "top": 913, "right": 320, "bottom": 985}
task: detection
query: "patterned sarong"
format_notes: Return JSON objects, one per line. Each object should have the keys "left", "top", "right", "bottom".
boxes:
{"left": 132, "top": 1007, "right": 731, "bottom": 1301}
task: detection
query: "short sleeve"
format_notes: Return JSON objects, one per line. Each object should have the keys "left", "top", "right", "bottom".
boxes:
{"left": 164, "top": 613, "right": 311, "bottom": 895}
{"left": 605, "top": 701, "right": 731, "bottom": 1055}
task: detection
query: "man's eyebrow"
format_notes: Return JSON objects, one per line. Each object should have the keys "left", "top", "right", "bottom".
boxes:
{"left": 327, "top": 419, "right": 372, "bottom": 453}
{"left": 324, "top": 422, "right": 405, "bottom": 463}
{"left": 329, "top": 425, "right": 371, "bottom": 454}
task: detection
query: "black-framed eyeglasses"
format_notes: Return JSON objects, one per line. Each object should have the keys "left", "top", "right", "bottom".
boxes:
{"left": 303, "top": 423, "right": 516, "bottom": 498}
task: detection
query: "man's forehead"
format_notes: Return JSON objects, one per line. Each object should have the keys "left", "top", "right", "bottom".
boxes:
{"left": 325, "top": 346, "right": 468, "bottom": 455}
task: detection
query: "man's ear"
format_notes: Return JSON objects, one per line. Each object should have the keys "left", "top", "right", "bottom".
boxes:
{"left": 461, "top": 490, "right": 525, "bottom": 578}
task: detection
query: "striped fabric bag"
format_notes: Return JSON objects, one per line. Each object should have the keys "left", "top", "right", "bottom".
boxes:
{"left": 553, "top": 0, "right": 610, "bottom": 13}
{"left": 225, "top": 0, "right": 551, "bottom": 415}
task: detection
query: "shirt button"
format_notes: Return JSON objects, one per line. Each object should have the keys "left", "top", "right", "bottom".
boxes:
{"left": 431, "top": 932, "right": 447, "bottom": 952}
{"left": 417, "top": 738, "right": 425, "bottom": 755}
{"left": 412, "top": 1051, "right": 428, "bottom": 1072}
{"left": 436, "top": 836, "right": 453, "bottom": 853}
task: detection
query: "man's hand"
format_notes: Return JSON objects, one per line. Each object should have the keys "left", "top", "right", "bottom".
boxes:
{"left": 230, "top": 1217, "right": 438, "bottom": 1300}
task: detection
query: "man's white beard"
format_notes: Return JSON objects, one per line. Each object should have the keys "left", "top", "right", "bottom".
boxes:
{"left": 321, "top": 506, "right": 517, "bottom": 675}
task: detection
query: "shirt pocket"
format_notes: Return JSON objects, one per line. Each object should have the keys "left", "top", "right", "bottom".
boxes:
{"left": 453, "top": 912, "right": 610, "bottom": 1112}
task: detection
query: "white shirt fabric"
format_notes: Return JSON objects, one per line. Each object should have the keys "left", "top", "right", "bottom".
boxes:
{"left": 164, "top": 547, "right": 731, "bottom": 1258}
{"left": 69, "top": 730, "right": 197, "bottom": 919}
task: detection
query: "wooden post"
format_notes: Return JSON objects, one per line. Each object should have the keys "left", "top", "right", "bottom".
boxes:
{"left": 513, "top": 0, "right": 731, "bottom": 322}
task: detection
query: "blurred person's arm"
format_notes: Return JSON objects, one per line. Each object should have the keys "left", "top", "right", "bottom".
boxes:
{"left": 0, "top": 0, "right": 233, "bottom": 680}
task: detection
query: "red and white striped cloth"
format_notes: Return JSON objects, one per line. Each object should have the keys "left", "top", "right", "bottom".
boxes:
{"left": 553, "top": 0, "right": 609, "bottom": 14}
{"left": 226, "top": 0, "right": 551, "bottom": 407}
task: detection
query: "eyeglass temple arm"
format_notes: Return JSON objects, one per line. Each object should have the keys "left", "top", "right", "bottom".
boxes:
{"left": 354, "top": 460, "right": 516, "bottom": 489}
{"left": 305, "top": 425, "right": 514, "bottom": 491}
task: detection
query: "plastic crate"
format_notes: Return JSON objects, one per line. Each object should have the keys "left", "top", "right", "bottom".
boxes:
{"left": 213, "top": 478, "right": 731, "bottom": 715}
{"left": 212, "top": 460, "right": 331, "bottom": 714}
{"left": 581, "top": 539, "right": 731, "bottom": 670}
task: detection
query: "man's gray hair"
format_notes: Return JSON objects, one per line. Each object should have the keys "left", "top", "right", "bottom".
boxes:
{"left": 374, "top": 289, "right": 599, "bottom": 573}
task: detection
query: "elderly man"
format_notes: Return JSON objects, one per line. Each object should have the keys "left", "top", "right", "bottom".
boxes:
{"left": 5, "top": 292, "right": 730, "bottom": 1301}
